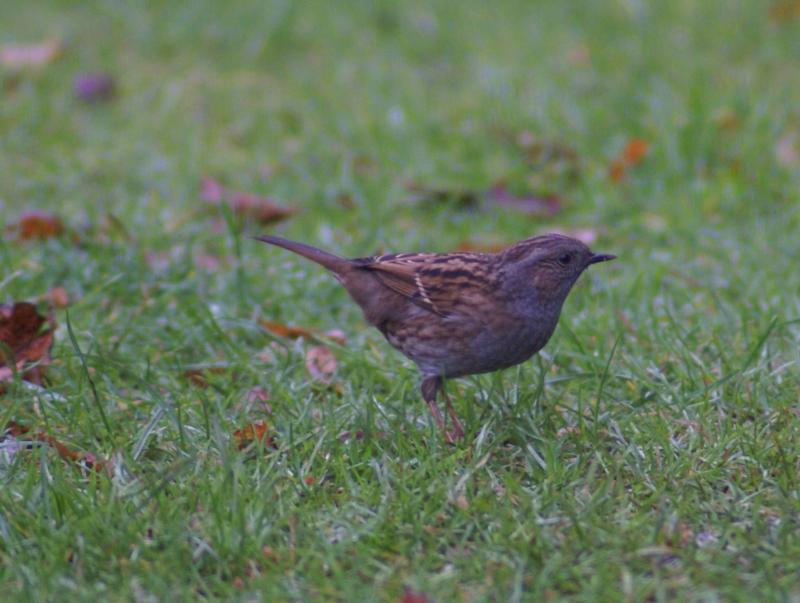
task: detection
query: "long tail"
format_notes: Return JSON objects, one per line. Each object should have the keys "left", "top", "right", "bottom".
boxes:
{"left": 253, "top": 235, "right": 350, "bottom": 273}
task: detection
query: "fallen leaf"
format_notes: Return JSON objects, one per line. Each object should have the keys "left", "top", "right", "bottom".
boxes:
{"left": 769, "top": 1, "right": 800, "bottom": 21}
{"left": 486, "top": 184, "right": 563, "bottom": 216}
{"left": 74, "top": 73, "right": 116, "bottom": 102}
{"left": 713, "top": 107, "right": 740, "bottom": 132}
{"left": 622, "top": 138, "right": 649, "bottom": 165}
{"left": 37, "top": 432, "right": 106, "bottom": 471}
{"left": 7, "top": 211, "right": 64, "bottom": 240}
{"left": 2, "top": 421, "right": 106, "bottom": 472}
{"left": 775, "top": 132, "right": 799, "bottom": 167}
{"left": 0, "top": 302, "right": 55, "bottom": 386}
{"left": 399, "top": 587, "right": 434, "bottom": 603}
{"left": 305, "top": 346, "right": 337, "bottom": 384}
{"left": 260, "top": 319, "right": 347, "bottom": 345}
{"left": 609, "top": 138, "right": 650, "bottom": 182}
{"left": 260, "top": 320, "right": 315, "bottom": 340}
{"left": 182, "top": 366, "right": 231, "bottom": 388}
{"left": 200, "top": 177, "right": 296, "bottom": 224}
{"left": 233, "top": 420, "right": 273, "bottom": 450}
{"left": 0, "top": 40, "right": 62, "bottom": 69}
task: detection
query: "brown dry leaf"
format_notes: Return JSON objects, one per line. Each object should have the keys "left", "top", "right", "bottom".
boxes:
{"left": 713, "top": 107, "right": 740, "bottom": 132}
{"left": 305, "top": 345, "right": 337, "bottom": 384}
{"left": 7, "top": 211, "right": 64, "bottom": 241}
{"left": 0, "top": 302, "right": 55, "bottom": 386}
{"left": 486, "top": 184, "right": 563, "bottom": 216}
{"left": 260, "top": 319, "right": 315, "bottom": 340}
{"left": 770, "top": 1, "right": 800, "bottom": 21}
{"left": 233, "top": 420, "right": 273, "bottom": 450}
{"left": 0, "top": 40, "right": 62, "bottom": 69}
{"left": 200, "top": 177, "right": 296, "bottom": 224}
{"left": 775, "top": 132, "right": 799, "bottom": 167}
{"left": 260, "top": 319, "right": 347, "bottom": 345}
{"left": 183, "top": 366, "right": 231, "bottom": 388}
{"left": 399, "top": 588, "right": 434, "bottom": 603}
{"left": 36, "top": 431, "right": 106, "bottom": 472}
{"left": 609, "top": 138, "right": 650, "bottom": 182}
{"left": 3, "top": 421, "right": 106, "bottom": 472}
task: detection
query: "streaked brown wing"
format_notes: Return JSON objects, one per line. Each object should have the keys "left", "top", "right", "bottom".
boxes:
{"left": 361, "top": 252, "right": 492, "bottom": 317}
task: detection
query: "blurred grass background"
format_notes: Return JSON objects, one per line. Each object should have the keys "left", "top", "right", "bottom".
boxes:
{"left": 1, "top": 0, "right": 800, "bottom": 601}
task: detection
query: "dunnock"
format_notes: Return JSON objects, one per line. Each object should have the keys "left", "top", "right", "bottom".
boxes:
{"left": 256, "top": 234, "right": 614, "bottom": 441}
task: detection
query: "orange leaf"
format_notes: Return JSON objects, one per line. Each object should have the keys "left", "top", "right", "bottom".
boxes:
{"left": 622, "top": 138, "right": 649, "bottom": 165}
{"left": 8, "top": 211, "right": 64, "bottom": 240}
{"left": 0, "top": 40, "right": 62, "bottom": 68}
{"left": 260, "top": 319, "right": 315, "bottom": 340}
{"left": 305, "top": 346, "right": 337, "bottom": 384}
{"left": 233, "top": 420, "right": 273, "bottom": 450}
{"left": 608, "top": 138, "right": 650, "bottom": 182}
{"left": 260, "top": 319, "right": 347, "bottom": 345}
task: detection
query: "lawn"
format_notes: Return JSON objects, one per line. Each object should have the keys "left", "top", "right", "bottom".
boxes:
{"left": 1, "top": 0, "right": 800, "bottom": 601}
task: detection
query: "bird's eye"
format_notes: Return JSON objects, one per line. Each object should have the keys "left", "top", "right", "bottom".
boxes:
{"left": 558, "top": 253, "right": 573, "bottom": 265}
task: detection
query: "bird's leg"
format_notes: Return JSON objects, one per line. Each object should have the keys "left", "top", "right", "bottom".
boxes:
{"left": 421, "top": 375, "right": 447, "bottom": 432}
{"left": 440, "top": 382, "right": 464, "bottom": 441}
{"left": 421, "top": 376, "right": 463, "bottom": 443}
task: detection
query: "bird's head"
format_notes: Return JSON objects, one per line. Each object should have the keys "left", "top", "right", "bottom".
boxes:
{"left": 498, "top": 234, "right": 615, "bottom": 305}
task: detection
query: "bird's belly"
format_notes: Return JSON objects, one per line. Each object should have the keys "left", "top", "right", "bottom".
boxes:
{"left": 383, "top": 311, "right": 555, "bottom": 378}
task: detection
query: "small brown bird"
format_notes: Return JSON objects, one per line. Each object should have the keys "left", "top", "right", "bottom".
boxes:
{"left": 255, "top": 234, "right": 614, "bottom": 441}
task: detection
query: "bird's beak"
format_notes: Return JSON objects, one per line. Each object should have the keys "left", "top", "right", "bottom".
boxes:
{"left": 589, "top": 253, "right": 616, "bottom": 265}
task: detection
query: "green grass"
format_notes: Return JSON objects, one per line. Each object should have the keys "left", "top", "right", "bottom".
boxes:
{"left": 2, "top": 0, "right": 800, "bottom": 600}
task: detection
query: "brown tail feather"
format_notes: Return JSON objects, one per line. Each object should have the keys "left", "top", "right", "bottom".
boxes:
{"left": 253, "top": 235, "right": 350, "bottom": 273}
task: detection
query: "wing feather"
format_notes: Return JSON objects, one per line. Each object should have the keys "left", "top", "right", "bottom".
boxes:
{"left": 360, "top": 252, "right": 492, "bottom": 317}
